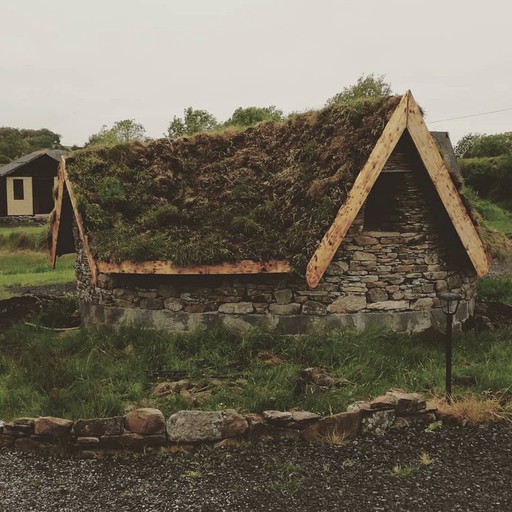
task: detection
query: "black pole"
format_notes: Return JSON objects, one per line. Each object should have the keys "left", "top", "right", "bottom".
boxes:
{"left": 445, "top": 313, "right": 453, "bottom": 404}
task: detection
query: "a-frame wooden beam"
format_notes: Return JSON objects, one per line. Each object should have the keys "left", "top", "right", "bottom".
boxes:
{"left": 406, "top": 92, "right": 490, "bottom": 277}
{"left": 306, "top": 91, "right": 490, "bottom": 288}
{"left": 306, "top": 93, "right": 409, "bottom": 288}
{"left": 49, "top": 157, "right": 65, "bottom": 269}
{"left": 56, "top": 159, "right": 99, "bottom": 285}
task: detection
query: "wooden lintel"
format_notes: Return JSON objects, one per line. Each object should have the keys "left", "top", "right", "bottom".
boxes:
{"left": 305, "top": 93, "right": 409, "bottom": 288}
{"left": 49, "top": 157, "right": 65, "bottom": 269}
{"left": 406, "top": 92, "right": 490, "bottom": 277}
{"left": 61, "top": 162, "right": 99, "bottom": 285}
{"left": 96, "top": 259, "right": 292, "bottom": 275}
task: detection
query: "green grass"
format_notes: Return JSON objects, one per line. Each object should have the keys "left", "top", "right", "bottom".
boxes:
{"left": 0, "top": 251, "right": 75, "bottom": 299}
{"left": 477, "top": 277, "right": 512, "bottom": 305}
{"left": 464, "top": 186, "right": 512, "bottom": 234}
{"left": 1, "top": 323, "right": 511, "bottom": 421}
{"left": 0, "top": 225, "right": 47, "bottom": 251}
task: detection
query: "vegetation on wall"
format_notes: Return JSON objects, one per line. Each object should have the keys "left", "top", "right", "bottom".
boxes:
{"left": 65, "top": 96, "right": 401, "bottom": 269}
{"left": 326, "top": 73, "right": 394, "bottom": 106}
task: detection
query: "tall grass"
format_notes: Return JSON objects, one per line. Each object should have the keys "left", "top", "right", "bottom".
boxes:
{"left": 1, "top": 324, "right": 511, "bottom": 421}
{"left": 477, "top": 278, "right": 512, "bottom": 305}
{"left": 0, "top": 226, "right": 47, "bottom": 251}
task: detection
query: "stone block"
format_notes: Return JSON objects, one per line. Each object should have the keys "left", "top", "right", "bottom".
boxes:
{"left": 412, "top": 298, "right": 433, "bottom": 310}
{"left": 385, "top": 390, "right": 426, "bottom": 416}
{"left": 273, "top": 289, "right": 293, "bottom": 305}
{"left": 301, "top": 301, "right": 327, "bottom": 315}
{"left": 361, "top": 409, "right": 395, "bottom": 436}
{"left": 367, "top": 300, "right": 409, "bottom": 311}
{"left": 368, "top": 288, "right": 388, "bottom": 303}
{"left": 74, "top": 417, "right": 124, "bottom": 437}
{"left": 166, "top": 411, "right": 248, "bottom": 443}
{"left": 218, "top": 302, "right": 254, "bottom": 314}
{"left": 300, "top": 411, "right": 361, "bottom": 443}
{"left": 34, "top": 417, "right": 74, "bottom": 437}
{"left": 327, "top": 295, "right": 366, "bottom": 313}
{"left": 124, "top": 408, "right": 165, "bottom": 435}
{"left": 354, "top": 236, "right": 379, "bottom": 246}
{"left": 164, "top": 297, "right": 184, "bottom": 312}
{"left": 262, "top": 411, "right": 292, "bottom": 424}
{"left": 353, "top": 251, "right": 377, "bottom": 262}
{"left": 269, "top": 303, "right": 300, "bottom": 315}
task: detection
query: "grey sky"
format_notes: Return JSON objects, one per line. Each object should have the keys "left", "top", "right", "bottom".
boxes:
{"left": 1, "top": 0, "right": 511, "bottom": 146}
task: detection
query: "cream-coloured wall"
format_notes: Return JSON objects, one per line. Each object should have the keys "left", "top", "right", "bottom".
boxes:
{"left": 6, "top": 176, "right": 33, "bottom": 216}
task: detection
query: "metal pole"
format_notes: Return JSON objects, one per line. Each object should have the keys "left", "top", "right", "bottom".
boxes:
{"left": 445, "top": 313, "right": 453, "bottom": 404}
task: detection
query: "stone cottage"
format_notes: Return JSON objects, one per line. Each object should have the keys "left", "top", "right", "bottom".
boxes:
{"left": 50, "top": 92, "right": 489, "bottom": 333}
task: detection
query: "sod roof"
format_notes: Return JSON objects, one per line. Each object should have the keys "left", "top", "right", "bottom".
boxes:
{"left": 64, "top": 96, "right": 406, "bottom": 271}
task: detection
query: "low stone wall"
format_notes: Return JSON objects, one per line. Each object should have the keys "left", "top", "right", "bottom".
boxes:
{"left": 0, "top": 215, "right": 49, "bottom": 226}
{"left": 0, "top": 390, "right": 441, "bottom": 457}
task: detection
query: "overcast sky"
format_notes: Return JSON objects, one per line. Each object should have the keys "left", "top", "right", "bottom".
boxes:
{"left": 1, "top": 0, "right": 511, "bottom": 146}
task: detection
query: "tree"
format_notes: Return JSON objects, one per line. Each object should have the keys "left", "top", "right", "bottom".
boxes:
{"left": 0, "top": 127, "right": 62, "bottom": 161}
{"left": 224, "top": 106, "right": 284, "bottom": 128}
{"left": 455, "top": 132, "right": 512, "bottom": 159}
{"left": 326, "top": 73, "right": 394, "bottom": 106}
{"left": 167, "top": 107, "right": 218, "bottom": 138}
{"left": 88, "top": 119, "right": 146, "bottom": 146}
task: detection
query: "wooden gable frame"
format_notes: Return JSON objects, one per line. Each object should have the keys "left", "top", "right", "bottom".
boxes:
{"left": 306, "top": 91, "right": 490, "bottom": 288}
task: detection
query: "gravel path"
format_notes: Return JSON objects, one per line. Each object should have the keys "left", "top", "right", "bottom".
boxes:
{"left": 1, "top": 423, "right": 511, "bottom": 512}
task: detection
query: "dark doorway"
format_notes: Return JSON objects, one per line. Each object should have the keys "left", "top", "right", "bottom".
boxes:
{"left": 33, "top": 178, "right": 55, "bottom": 214}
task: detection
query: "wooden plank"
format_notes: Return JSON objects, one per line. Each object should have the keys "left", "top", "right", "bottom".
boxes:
{"left": 49, "top": 157, "right": 65, "bottom": 268}
{"left": 305, "top": 93, "right": 409, "bottom": 288}
{"left": 406, "top": 93, "right": 490, "bottom": 277}
{"left": 96, "top": 259, "right": 292, "bottom": 275}
{"left": 62, "top": 162, "right": 99, "bottom": 285}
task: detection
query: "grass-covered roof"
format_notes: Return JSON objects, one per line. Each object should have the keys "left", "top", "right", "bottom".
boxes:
{"left": 65, "top": 96, "right": 402, "bottom": 271}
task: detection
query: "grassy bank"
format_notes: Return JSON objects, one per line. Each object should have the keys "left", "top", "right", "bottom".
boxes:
{"left": 1, "top": 324, "right": 511, "bottom": 421}
{"left": 0, "top": 225, "right": 75, "bottom": 299}
{"left": 477, "top": 277, "right": 512, "bottom": 305}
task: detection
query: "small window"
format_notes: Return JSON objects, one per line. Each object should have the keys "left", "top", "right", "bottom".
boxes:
{"left": 13, "top": 179, "right": 24, "bottom": 200}
{"left": 364, "top": 172, "right": 402, "bottom": 231}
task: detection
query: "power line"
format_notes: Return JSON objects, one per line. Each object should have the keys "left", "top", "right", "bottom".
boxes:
{"left": 429, "top": 107, "right": 512, "bottom": 124}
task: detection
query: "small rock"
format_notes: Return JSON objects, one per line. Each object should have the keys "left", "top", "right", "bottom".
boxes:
{"left": 76, "top": 437, "right": 100, "bottom": 446}
{"left": 34, "top": 417, "right": 74, "bottom": 437}
{"left": 361, "top": 409, "right": 395, "bottom": 436}
{"left": 214, "top": 438, "right": 241, "bottom": 449}
{"left": 327, "top": 295, "right": 367, "bottom": 313}
{"left": 15, "top": 437, "right": 53, "bottom": 453}
{"left": 74, "top": 417, "right": 124, "bottom": 437}
{"left": 124, "top": 408, "right": 165, "bottom": 435}
{"left": 347, "top": 401, "right": 371, "bottom": 412}
{"left": 274, "top": 289, "right": 293, "bottom": 305}
{"left": 369, "top": 395, "right": 396, "bottom": 410}
{"left": 218, "top": 302, "right": 254, "bottom": 314}
{"left": 262, "top": 411, "right": 293, "bottom": 424}
{"left": 300, "top": 411, "right": 361, "bottom": 444}
{"left": 385, "top": 389, "right": 426, "bottom": 416}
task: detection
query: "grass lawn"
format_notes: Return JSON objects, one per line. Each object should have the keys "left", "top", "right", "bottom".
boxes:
{"left": 1, "top": 323, "right": 511, "bottom": 422}
{"left": 0, "top": 225, "right": 76, "bottom": 299}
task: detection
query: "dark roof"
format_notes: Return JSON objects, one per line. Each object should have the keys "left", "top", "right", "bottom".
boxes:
{"left": 430, "top": 131, "right": 463, "bottom": 185}
{"left": 0, "top": 149, "right": 65, "bottom": 177}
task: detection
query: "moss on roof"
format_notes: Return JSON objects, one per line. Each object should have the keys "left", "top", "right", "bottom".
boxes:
{"left": 65, "top": 96, "right": 402, "bottom": 271}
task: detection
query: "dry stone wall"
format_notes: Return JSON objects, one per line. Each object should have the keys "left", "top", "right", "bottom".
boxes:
{"left": 0, "top": 390, "right": 445, "bottom": 456}
{"left": 76, "top": 166, "right": 477, "bottom": 333}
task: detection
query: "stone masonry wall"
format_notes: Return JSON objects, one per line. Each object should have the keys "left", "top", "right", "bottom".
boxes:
{"left": 76, "top": 160, "right": 478, "bottom": 333}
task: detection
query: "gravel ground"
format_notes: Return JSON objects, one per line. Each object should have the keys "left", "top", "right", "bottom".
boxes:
{"left": 1, "top": 423, "right": 511, "bottom": 512}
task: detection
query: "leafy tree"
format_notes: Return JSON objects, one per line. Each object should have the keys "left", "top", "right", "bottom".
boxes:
{"left": 0, "top": 155, "right": 10, "bottom": 165}
{"left": 326, "top": 73, "right": 394, "bottom": 106}
{"left": 167, "top": 107, "right": 218, "bottom": 138}
{"left": 455, "top": 132, "right": 512, "bottom": 159}
{"left": 224, "top": 106, "right": 284, "bottom": 128}
{"left": 0, "top": 127, "right": 62, "bottom": 161}
{"left": 88, "top": 119, "right": 146, "bottom": 146}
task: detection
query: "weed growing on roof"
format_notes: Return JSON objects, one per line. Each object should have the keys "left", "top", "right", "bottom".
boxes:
{"left": 64, "top": 97, "right": 401, "bottom": 269}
